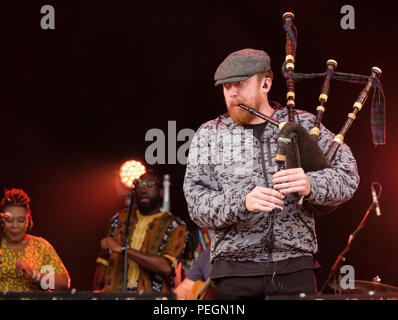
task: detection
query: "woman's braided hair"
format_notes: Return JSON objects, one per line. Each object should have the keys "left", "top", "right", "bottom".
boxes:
{"left": 0, "top": 188, "right": 33, "bottom": 230}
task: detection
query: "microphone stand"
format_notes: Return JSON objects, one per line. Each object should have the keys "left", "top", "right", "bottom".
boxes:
{"left": 123, "top": 187, "right": 136, "bottom": 293}
{"left": 319, "top": 183, "right": 382, "bottom": 295}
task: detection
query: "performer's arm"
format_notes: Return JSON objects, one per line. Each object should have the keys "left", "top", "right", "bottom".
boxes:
{"left": 16, "top": 259, "right": 70, "bottom": 291}
{"left": 93, "top": 214, "right": 117, "bottom": 291}
{"left": 300, "top": 122, "right": 360, "bottom": 206}
{"left": 183, "top": 126, "right": 255, "bottom": 229}
{"left": 101, "top": 237, "right": 173, "bottom": 277}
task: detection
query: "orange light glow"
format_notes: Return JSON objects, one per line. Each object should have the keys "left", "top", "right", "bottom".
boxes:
{"left": 119, "top": 160, "right": 146, "bottom": 188}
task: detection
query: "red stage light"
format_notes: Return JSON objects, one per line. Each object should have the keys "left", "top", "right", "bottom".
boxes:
{"left": 119, "top": 160, "right": 146, "bottom": 188}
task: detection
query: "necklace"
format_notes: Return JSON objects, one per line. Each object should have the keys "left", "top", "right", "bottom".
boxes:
{"left": 2, "top": 238, "right": 26, "bottom": 245}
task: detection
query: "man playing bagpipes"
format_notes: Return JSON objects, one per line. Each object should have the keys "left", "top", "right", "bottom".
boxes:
{"left": 183, "top": 48, "right": 360, "bottom": 300}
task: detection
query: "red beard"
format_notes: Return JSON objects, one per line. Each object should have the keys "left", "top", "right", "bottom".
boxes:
{"left": 226, "top": 99, "right": 257, "bottom": 125}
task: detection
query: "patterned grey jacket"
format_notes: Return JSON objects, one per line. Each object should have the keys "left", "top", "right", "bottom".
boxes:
{"left": 183, "top": 107, "right": 359, "bottom": 263}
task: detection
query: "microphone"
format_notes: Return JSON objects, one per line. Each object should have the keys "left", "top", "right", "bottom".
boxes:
{"left": 0, "top": 212, "right": 11, "bottom": 219}
{"left": 0, "top": 212, "right": 11, "bottom": 227}
{"left": 371, "top": 183, "right": 382, "bottom": 216}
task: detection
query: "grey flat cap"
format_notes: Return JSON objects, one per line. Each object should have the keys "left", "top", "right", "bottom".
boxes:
{"left": 214, "top": 48, "right": 271, "bottom": 86}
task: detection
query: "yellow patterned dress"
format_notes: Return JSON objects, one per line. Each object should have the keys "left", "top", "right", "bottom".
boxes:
{"left": 0, "top": 234, "right": 69, "bottom": 292}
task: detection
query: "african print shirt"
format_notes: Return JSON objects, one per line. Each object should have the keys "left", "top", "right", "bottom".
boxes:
{"left": 96, "top": 209, "right": 187, "bottom": 292}
{"left": 0, "top": 234, "right": 69, "bottom": 292}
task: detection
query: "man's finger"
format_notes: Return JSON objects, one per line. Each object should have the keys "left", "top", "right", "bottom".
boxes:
{"left": 278, "top": 187, "right": 305, "bottom": 195}
{"left": 253, "top": 198, "right": 283, "bottom": 208}
{"left": 254, "top": 187, "right": 284, "bottom": 199}
{"left": 252, "top": 194, "right": 285, "bottom": 206}
{"left": 274, "top": 181, "right": 305, "bottom": 190}
{"left": 273, "top": 168, "right": 304, "bottom": 179}
{"left": 253, "top": 204, "right": 274, "bottom": 212}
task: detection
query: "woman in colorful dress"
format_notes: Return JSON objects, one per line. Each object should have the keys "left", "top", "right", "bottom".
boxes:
{"left": 0, "top": 188, "right": 70, "bottom": 292}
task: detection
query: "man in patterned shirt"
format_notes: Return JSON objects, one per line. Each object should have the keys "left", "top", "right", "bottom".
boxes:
{"left": 183, "top": 49, "right": 359, "bottom": 299}
{"left": 93, "top": 168, "right": 187, "bottom": 293}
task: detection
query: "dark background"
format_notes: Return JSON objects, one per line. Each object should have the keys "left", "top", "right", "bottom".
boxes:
{"left": 1, "top": 0, "right": 397, "bottom": 292}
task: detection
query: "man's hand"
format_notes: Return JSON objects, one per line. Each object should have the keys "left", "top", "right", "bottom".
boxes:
{"left": 272, "top": 168, "right": 311, "bottom": 197}
{"left": 100, "top": 237, "right": 122, "bottom": 254}
{"left": 245, "top": 186, "right": 285, "bottom": 212}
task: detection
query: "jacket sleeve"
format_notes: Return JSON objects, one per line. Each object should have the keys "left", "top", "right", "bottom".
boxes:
{"left": 183, "top": 125, "right": 252, "bottom": 230}
{"left": 304, "top": 122, "right": 360, "bottom": 207}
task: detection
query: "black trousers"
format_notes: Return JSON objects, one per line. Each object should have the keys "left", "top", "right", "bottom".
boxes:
{"left": 213, "top": 269, "right": 317, "bottom": 300}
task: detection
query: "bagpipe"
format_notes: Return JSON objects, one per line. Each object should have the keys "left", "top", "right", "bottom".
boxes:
{"left": 238, "top": 12, "right": 386, "bottom": 215}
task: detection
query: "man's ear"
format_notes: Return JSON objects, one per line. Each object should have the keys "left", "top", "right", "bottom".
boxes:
{"left": 262, "top": 77, "right": 272, "bottom": 93}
